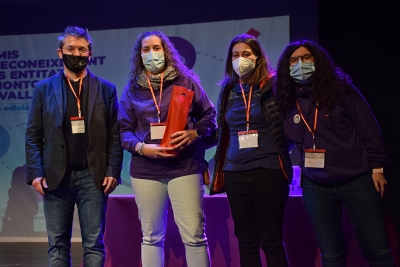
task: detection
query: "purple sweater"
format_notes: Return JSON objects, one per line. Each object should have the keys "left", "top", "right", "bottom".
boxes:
{"left": 118, "top": 77, "right": 217, "bottom": 179}
{"left": 284, "top": 85, "right": 389, "bottom": 184}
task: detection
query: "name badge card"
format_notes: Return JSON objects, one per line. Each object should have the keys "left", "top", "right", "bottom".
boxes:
{"left": 304, "top": 148, "right": 326, "bottom": 168}
{"left": 238, "top": 130, "right": 258, "bottom": 149}
{"left": 70, "top": 116, "right": 85, "bottom": 134}
{"left": 150, "top": 122, "right": 167, "bottom": 140}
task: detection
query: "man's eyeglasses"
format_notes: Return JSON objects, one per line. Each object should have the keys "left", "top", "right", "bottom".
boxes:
{"left": 63, "top": 46, "right": 89, "bottom": 56}
{"left": 289, "top": 54, "right": 313, "bottom": 66}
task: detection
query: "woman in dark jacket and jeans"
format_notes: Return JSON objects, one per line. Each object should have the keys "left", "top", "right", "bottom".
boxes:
{"left": 274, "top": 39, "right": 395, "bottom": 267}
{"left": 209, "top": 34, "right": 293, "bottom": 267}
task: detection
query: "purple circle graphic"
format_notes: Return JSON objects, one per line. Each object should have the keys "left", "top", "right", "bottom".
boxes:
{"left": 168, "top": 36, "right": 196, "bottom": 69}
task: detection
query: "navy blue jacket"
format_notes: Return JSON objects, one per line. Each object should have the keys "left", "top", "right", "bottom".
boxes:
{"left": 210, "top": 77, "right": 293, "bottom": 195}
{"left": 284, "top": 85, "right": 389, "bottom": 183}
{"left": 25, "top": 70, "right": 123, "bottom": 191}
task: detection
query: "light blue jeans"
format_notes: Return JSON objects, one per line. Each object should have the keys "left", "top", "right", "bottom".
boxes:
{"left": 131, "top": 173, "right": 210, "bottom": 267}
{"left": 43, "top": 168, "right": 107, "bottom": 267}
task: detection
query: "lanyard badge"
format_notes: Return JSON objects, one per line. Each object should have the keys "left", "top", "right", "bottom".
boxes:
{"left": 238, "top": 130, "right": 258, "bottom": 149}
{"left": 150, "top": 122, "right": 167, "bottom": 140}
{"left": 304, "top": 148, "right": 325, "bottom": 168}
{"left": 147, "top": 73, "right": 167, "bottom": 140}
{"left": 67, "top": 76, "right": 85, "bottom": 134}
{"left": 237, "top": 83, "right": 258, "bottom": 149}
{"left": 296, "top": 101, "right": 325, "bottom": 168}
{"left": 70, "top": 116, "right": 85, "bottom": 134}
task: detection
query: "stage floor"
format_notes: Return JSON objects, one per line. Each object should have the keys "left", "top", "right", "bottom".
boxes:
{"left": 0, "top": 195, "right": 396, "bottom": 267}
{"left": 0, "top": 242, "right": 83, "bottom": 266}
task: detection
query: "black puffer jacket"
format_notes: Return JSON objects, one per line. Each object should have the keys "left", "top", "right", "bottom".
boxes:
{"left": 209, "top": 76, "right": 293, "bottom": 195}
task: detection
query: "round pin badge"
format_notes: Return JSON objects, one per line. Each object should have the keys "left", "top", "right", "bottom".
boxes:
{"left": 294, "top": 114, "right": 301, "bottom": 124}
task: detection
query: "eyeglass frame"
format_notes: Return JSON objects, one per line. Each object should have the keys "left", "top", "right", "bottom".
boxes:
{"left": 289, "top": 54, "right": 314, "bottom": 66}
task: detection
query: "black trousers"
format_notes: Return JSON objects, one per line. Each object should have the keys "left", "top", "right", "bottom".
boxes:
{"left": 224, "top": 168, "right": 289, "bottom": 267}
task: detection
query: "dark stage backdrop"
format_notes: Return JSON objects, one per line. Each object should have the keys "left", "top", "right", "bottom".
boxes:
{"left": 318, "top": 0, "right": 400, "bottom": 250}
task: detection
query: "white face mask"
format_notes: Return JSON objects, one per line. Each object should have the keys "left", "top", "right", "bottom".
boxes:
{"left": 232, "top": 57, "right": 256, "bottom": 77}
{"left": 141, "top": 51, "right": 165, "bottom": 74}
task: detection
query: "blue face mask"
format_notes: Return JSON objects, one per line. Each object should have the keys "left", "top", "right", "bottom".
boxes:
{"left": 289, "top": 60, "right": 315, "bottom": 84}
{"left": 141, "top": 51, "right": 165, "bottom": 74}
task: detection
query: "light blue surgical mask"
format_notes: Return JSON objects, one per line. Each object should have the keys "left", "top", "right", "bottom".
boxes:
{"left": 289, "top": 60, "right": 315, "bottom": 84}
{"left": 141, "top": 51, "right": 165, "bottom": 74}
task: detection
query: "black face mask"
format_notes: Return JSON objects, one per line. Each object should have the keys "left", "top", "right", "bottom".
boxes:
{"left": 62, "top": 54, "right": 89, "bottom": 73}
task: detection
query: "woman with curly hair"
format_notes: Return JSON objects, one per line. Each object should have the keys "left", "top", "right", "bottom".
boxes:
{"left": 118, "top": 30, "right": 216, "bottom": 267}
{"left": 209, "top": 34, "right": 293, "bottom": 267}
{"left": 274, "top": 39, "right": 395, "bottom": 267}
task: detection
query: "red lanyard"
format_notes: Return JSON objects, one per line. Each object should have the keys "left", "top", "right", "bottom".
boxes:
{"left": 146, "top": 73, "right": 164, "bottom": 124}
{"left": 66, "top": 76, "right": 83, "bottom": 118}
{"left": 239, "top": 82, "right": 253, "bottom": 132}
{"left": 296, "top": 101, "right": 318, "bottom": 150}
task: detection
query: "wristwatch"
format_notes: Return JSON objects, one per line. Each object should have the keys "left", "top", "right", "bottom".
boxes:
{"left": 194, "top": 129, "right": 202, "bottom": 139}
{"left": 135, "top": 141, "right": 145, "bottom": 156}
{"left": 372, "top": 167, "right": 383, "bottom": 174}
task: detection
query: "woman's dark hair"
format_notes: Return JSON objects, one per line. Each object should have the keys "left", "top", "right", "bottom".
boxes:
{"left": 128, "top": 30, "right": 199, "bottom": 89}
{"left": 221, "top": 34, "right": 274, "bottom": 86}
{"left": 274, "top": 39, "right": 352, "bottom": 118}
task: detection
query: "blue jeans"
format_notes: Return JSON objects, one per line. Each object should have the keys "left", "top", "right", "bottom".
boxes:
{"left": 224, "top": 168, "right": 289, "bottom": 267}
{"left": 131, "top": 173, "right": 210, "bottom": 267}
{"left": 43, "top": 168, "right": 108, "bottom": 267}
{"left": 302, "top": 173, "right": 395, "bottom": 267}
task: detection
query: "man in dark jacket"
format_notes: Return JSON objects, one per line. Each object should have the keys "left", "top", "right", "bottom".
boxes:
{"left": 25, "top": 26, "right": 123, "bottom": 267}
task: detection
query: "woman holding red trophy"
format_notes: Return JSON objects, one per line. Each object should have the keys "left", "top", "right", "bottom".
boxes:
{"left": 118, "top": 30, "right": 216, "bottom": 267}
